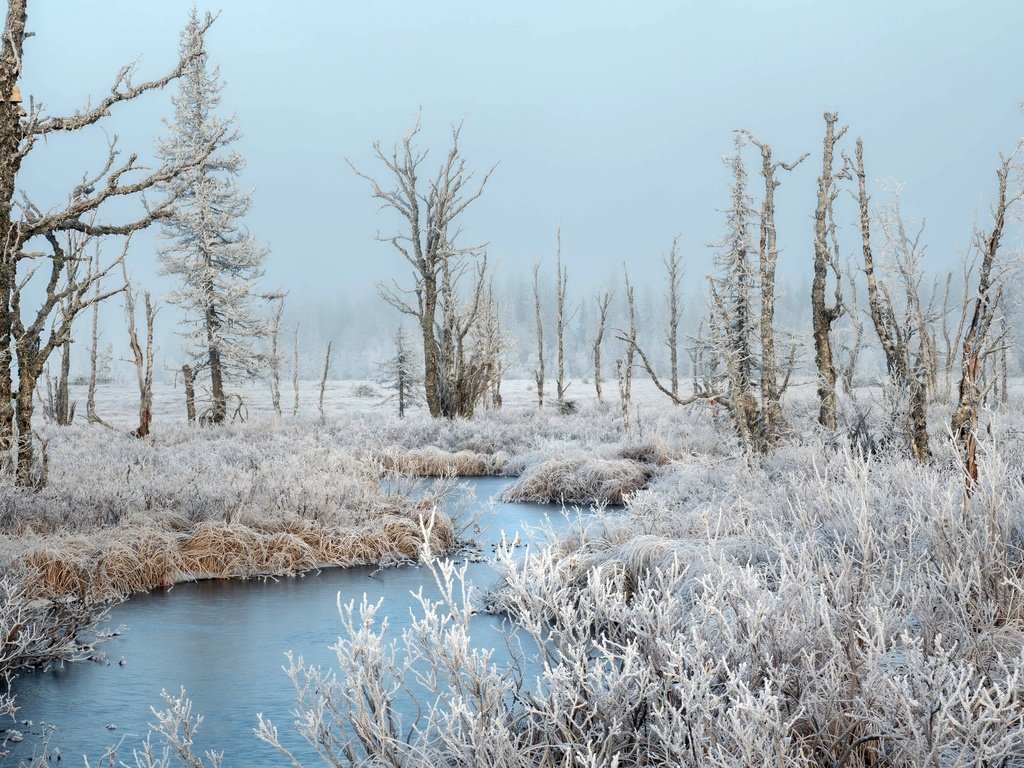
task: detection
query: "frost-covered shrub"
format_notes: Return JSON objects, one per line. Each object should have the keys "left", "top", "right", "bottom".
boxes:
{"left": 376, "top": 445, "right": 510, "bottom": 477}
{"left": 0, "top": 573, "right": 109, "bottom": 736}
{"left": 0, "top": 421, "right": 459, "bottom": 600}
{"left": 500, "top": 453, "right": 653, "bottom": 505}
{"left": 351, "top": 382, "right": 380, "bottom": 399}
{"left": 250, "top": 435, "right": 1024, "bottom": 767}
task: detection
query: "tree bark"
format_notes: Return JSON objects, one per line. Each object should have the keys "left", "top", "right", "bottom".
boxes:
{"left": 555, "top": 227, "right": 571, "bottom": 404}
{"left": 951, "top": 152, "right": 1017, "bottom": 493}
{"left": 811, "top": 112, "right": 847, "bottom": 431}
{"left": 533, "top": 261, "right": 545, "bottom": 409}
{"left": 743, "top": 132, "right": 806, "bottom": 441}
{"left": 855, "top": 138, "right": 931, "bottom": 460}
{"left": 593, "top": 291, "right": 612, "bottom": 402}
{"left": 663, "top": 237, "right": 682, "bottom": 401}
{"left": 0, "top": 1, "right": 28, "bottom": 463}
{"left": 182, "top": 364, "right": 196, "bottom": 425}
{"left": 318, "top": 340, "right": 332, "bottom": 419}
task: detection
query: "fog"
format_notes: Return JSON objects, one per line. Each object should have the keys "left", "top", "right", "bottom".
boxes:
{"left": 12, "top": 0, "right": 1023, "bottom": 377}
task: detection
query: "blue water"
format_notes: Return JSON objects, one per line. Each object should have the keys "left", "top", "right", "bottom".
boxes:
{"left": 3, "top": 478, "right": 586, "bottom": 766}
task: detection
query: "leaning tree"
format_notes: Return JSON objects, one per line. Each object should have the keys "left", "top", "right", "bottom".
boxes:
{"left": 351, "top": 118, "right": 495, "bottom": 419}
{"left": 0, "top": 1, "right": 218, "bottom": 484}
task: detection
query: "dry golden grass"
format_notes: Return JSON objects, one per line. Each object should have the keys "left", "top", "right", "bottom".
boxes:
{"left": 12, "top": 507, "right": 457, "bottom": 602}
{"left": 22, "top": 546, "right": 93, "bottom": 599}
{"left": 501, "top": 456, "right": 653, "bottom": 505}
{"left": 377, "top": 446, "right": 509, "bottom": 477}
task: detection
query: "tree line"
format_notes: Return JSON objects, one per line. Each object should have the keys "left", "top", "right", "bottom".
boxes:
{"left": 2, "top": 1, "right": 1020, "bottom": 494}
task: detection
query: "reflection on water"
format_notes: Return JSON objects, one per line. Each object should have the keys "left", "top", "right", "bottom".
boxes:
{"left": 6, "top": 478, "right": 589, "bottom": 766}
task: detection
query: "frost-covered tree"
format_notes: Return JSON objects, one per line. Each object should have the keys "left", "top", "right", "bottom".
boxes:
{"left": 351, "top": 118, "right": 494, "bottom": 419}
{"left": 0, "top": 2, "right": 217, "bottom": 485}
{"left": 377, "top": 327, "right": 421, "bottom": 417}
{"left": 157, "top": 9, "right": 269, "bottom": 425}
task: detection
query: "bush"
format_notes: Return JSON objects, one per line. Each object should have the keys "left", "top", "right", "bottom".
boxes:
{"left": 251, "top": 439, "right": 1024, "bottom": 767}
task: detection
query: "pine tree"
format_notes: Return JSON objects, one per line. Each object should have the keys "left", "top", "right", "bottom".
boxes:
{"left": 378, "top": 327, "right": 421, "bottom": 418}
{"left": 157, "top": 8, "right": 268, "bottom": 425}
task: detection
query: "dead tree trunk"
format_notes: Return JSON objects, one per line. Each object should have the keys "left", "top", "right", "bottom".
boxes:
{"left": 85, "top": 247, "right": 112, "bottom": 429}
{"left": 54, "top": 337, "right": 72, "bottom": 426}
{"left": 555, "top": 227, "right": 573, "bottom": 404}
{"left": 951, "top": 150, "right": 1020, "bottom": 493}
{"left": 10, "top": 232, "right": 123, "bottom": 484}
{"left": 124, "top": 280, "right": 155, "bottom": 438}
{"left": 622, "top": 266, "right": 637, "bottom": 410}
{"left": 663, "top": 237, "right": 683, "bottom": 401}
{"left": 0, "top": 5, "right": 216, "bottom": 483}
{"left": 0, "top": 1, "right": 29, "bottom": 463}
{"left": 999, "top": 313, "right": 1009, "bottom": 405}
{"left": 292, "top": 322, "right": 300, "bottom": 417}
{"left": 268, "top": 297, "right": 284, "bottom": 419}
{"left": 351, "top": 119, "right": 494, "bottom": 420}
{"left": 811, "top": 112, "right": 848, "bottom": 431}
{"left": 593, "top": 291, "right": 612, "bottom": 402}
{"left": 182, "top": 364, "right": 196, "bottom": 425}
{"left": 614, "top": 268, "right": 638, "bottom": 428}
{"left": 477, "top": 279, "right": 509, "bottom": 411}
{"left": 837, "top": 258, "right": 864, "bottom": 396}
{"left": 743, "top": 132, "right": 807, "bottom": 439}
{"left": 122, "top": 259, "right": 155, "bottom": 438}
{"left": 615, "top": 360, "right": 630, "bottom": 429}
{"left": 532, "top": 261, "right": 545, "bottom": 409}
{"left": 318, "top": 340, "right": 332, "bottom": 419}
{"left": 855, "top": 138, "right": 930, "bottom": 460}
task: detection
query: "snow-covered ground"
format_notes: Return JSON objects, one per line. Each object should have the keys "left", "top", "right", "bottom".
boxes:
{"left": 6, "top": 375, "right": 1024, "bottom": 764}
{"left": 71, "top": 376, "right": 712, "bottom": 426}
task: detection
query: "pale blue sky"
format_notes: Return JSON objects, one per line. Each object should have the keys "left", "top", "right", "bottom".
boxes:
{"left": 12, "top": 0, "right": 1024, "bottom": 307}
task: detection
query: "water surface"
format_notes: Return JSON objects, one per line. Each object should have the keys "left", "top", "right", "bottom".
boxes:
{"left": 6, "top": 478, "right": 586, "bottom": 766}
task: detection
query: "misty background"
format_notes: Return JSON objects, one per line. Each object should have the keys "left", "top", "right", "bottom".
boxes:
{"left": 12, "top": 0, "right": 1023, "bottom": 381}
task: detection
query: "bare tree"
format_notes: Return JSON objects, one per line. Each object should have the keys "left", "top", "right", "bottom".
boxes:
{"left": 0, "top": 3, "right": 218, "bottom": 483}
{"left": 532, "top": 261, "right": 545, "bottom": 409}
{"left": 951, "top": 147, "right": 1022, "bottom": 492}
{"left": 292, "top": 322, "right": 300, "bottom": 418}
{"left": 477, "top": 278, "right": 513, "bottom": 410}
{"left": 811, "top": 112, "right": 848, "bottom": 431}
{"left": 742, "top": 131, "right": 807, "bottom": 438}
{"left": 351, "top": 118, "right": 495, "bottom": 419}
{"left": 52, "top": 239, "right": 86, "bottom": 427}
{"left": 593, "top": 291, "right": 613, "bottom": 402}
{"left": 9, "top": 225, "right": 125, "bottom": 484}
{"left": 662, "top": 237, "right": 684, "bottom": 401}
{"left": 855, "top": 144, "right": 939, "bottom": 460}
{"left": 610, "top": 269, "right": 641, "bottom": 428}
{"left": 122, "top": 261, "right": 156, "bottom": 438}
{"left": 86, "top": 245, "right": 112, "bottom": 429}
{"left": 619, "top": 248, "right": 716, "bottom": 410}
{"left": 554, "top": 226, "right": 575, "bottom": 405}
{"left": 182, "top": 364, "right": 196, "bottom": 425}
{"left": 836, "top": 257, "right": 865, "bottom": 397}
{"left": 318, "top": 341, "right": 332, "bottom": 420}
{"left": 622, "top": 265, "right": 636, "bottom": 406}
{"left": 267, "top": 296, "right": 284, "bottom": 419}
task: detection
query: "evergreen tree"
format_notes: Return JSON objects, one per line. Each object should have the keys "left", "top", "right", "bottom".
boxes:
{"left": 377, "top": 327, "right": 421, "bottom": 418}
{"left": 157, "top": 8, "right": 268, "bottom": 424}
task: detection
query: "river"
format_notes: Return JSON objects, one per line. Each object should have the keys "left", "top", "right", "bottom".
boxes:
{"left": 5, "top": 477, "right": 587, "bottom": 766}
